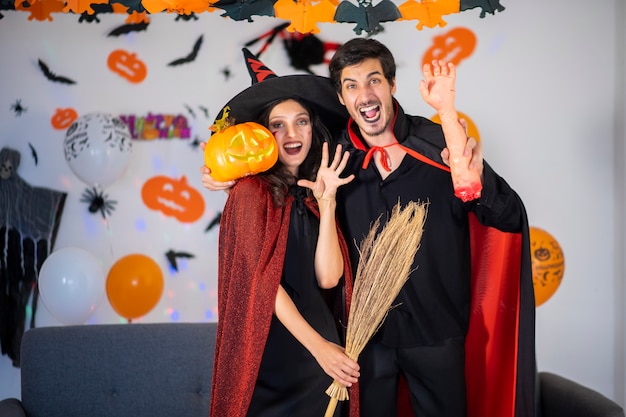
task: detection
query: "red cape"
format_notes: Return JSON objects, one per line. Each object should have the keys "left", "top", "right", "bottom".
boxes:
{"left": 210, "top": 176, "right": 359, "bottom": 417}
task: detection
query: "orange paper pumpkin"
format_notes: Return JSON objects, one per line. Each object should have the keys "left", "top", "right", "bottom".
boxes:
{"left": 51, "top": 107, "right": 78, "bottom": 130}
{"left": 107, "top": 49, "right": 147, "bottom": 83}
{"left": 422, "top": 27, "right": 476, "bottom": 68}
{"left": 204, "top": 120, "right": 278, "bottom": 182}
{"left": 106, "top": 254, "right": 164, "bottom": 321}
{"left": 141, "top": 175, "right": 205, "bottom": 223}
{"left": 530, "top": 227, "right": 565, "bottom": 306}
{"left": 430, "top": 111, "right": 480, "bottom": 143}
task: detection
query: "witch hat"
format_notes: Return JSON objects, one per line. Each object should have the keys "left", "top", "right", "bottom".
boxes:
{"left": 212, "top": 48, "right": 348, "bottom": 135}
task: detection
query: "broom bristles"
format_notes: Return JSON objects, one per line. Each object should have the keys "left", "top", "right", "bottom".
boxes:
{"left": 325, "top": 200, "right": 428, "bottom": 405}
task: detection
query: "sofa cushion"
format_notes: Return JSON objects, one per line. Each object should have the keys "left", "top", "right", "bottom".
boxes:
{"left": 20, "top": 322, "right": 215, "bottom": 417}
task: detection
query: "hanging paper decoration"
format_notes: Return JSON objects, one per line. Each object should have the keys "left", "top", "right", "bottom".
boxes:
{"left": 119, "top": 113, "right": 191, "bottom": 139}
{"left": 398, "top": 0, "right": 459, "bottom": 30}
{"left": 0, "top": 147, "right": 67, "bottom": 367}
{"left": 274, "top": 0, "right": 336, "bottom": 34}
{"left": 141, "top": 175, "right": 205, "bottom": 223}
{"left": 334, "top": 0, "right": 402, "bottom": 35}
{"left": 4, "top": 0, "right": 506, "bottom": 34}
{"left": 529, "top": 227, "right": 565, "bottom": 307}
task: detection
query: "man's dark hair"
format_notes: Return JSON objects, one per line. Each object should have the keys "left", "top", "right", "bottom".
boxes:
{"left": 328, "top": 38, "right": 396, "bottom": 94}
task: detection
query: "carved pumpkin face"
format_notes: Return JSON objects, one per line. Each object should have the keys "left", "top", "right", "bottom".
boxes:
{"left": 141, "top": 175, "right": 205, "bottom": 223}
{"left": 51, "top": 107, "right": 78, "bottom": 130}
{"left": 422, "top": 27, "right": 477, "bottom": 68}
{"left": 107, "top": 49, "right": 148, "bottom": 83}
{"left": 204, "top": 121, "right": 278, "bottom": 182}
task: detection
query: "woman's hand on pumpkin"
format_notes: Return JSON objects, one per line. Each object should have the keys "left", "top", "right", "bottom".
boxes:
{"left": 298, "top": 142, "right": 354, "bottom": 201}
{"left": 199, "top": 141, "right": 236, "bottom": 193}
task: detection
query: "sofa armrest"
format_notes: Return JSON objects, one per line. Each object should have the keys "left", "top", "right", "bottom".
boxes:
{"left": 540, "top": 372, "right": 625, "bottom": 417}
{"left": 0, "top": 398, "right": 27, "bottom": 417}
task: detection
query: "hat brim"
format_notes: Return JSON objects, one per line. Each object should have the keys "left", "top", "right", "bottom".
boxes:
{"left": 214, "top": 75, "right": 349, "bottom": 135}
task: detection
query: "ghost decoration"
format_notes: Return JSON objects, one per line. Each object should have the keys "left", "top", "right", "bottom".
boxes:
{"left": 0, "top": 147, "right": 67, "bottom": 367}
{"left": 63, "top": 113, "right": 133, "bottom": 189}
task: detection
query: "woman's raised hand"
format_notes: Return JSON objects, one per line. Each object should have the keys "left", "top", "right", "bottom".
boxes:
{"left": 297, "top": 142, "right": 354, "bottom": 200}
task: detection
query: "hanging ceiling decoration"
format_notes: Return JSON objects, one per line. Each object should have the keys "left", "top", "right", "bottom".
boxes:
{"left": 2, "top": 0, "right": 505, "bottom": 35}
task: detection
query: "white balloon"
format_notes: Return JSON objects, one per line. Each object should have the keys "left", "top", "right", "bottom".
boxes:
{"left": 63, "top": 112, "right": 133, "bottom": 188}
{"left": 38, "top": 247, "right": 105, "bottom": 325}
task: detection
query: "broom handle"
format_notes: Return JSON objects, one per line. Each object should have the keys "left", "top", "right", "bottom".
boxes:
{"left": 324, "top": 397, "right": 338, "bottom": 417}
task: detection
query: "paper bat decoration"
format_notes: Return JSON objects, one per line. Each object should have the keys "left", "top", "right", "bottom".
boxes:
{"left": 165, "top": 249, "right": 195, "bottom": 271}
{"left": 273, "top": 0, "right": 337, "bottom": 34}
{"left": 28, "top": 143, "right": 38, "bottom": 166}
{"left": 211, "top": 0, "right": 276, "bottom": 22}
{"left": 109, "top": 0, "right": 146, "bottom": 13}
{"left": 205, "top": 211, "right": 222, "bottom": 232}
{"left": 334, "top": 0, "right": 401, "bottom": 35}
{"left": 108, "top": 21, "right": 149, "bottom": 36}
{"left": 168, "top": 35, "right": 203, "bottom": 66}
{"left": 199, "top": 105, "right": 210, "bottom": 119}
{"left": 37, "top": 59, "right": 76, "bottom": 84}
{"left": 460, "top": 0, "right": 504, "bottom": 18}
{"left": 398, "top": 0, "right": 459, "bottom": 30}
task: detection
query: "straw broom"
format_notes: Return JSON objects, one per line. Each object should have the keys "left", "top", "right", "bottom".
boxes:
{"left": 324, "top": 200, "right": 428, "bottom": 417}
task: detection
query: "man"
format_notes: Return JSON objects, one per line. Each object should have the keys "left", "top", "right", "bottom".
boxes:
{"left": 327, "top": 38, "right": 535, "bottom": 417}
{"left": 201, "top": 38, "right": 536, "bottom": 417}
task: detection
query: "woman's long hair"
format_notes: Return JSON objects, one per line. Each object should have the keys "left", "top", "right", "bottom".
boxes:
{"left": 256, "top": 97, "right": 332, "bottom": 206}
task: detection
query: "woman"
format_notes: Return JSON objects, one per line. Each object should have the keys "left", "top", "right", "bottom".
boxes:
{"left": 208, "top": 75, "right": 360, "bottom": 417}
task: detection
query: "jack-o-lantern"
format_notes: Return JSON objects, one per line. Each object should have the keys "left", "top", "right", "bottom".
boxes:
{"left": 422, "top": 27, "right": 476, "bottom": 68}
{"left": 51, "top": 107, "right": 78, "bottom": 130}
{"left": 530, "top": 226, "right": 565, "bottom": 306}
{"left": 141, "top": 175, "right": 205, "bottom": 223}
{"left": 204, "top": 107, "right": 278, "bottom": 182}
{"left": 107, "top": 49, "right": 148, "bottom": 83}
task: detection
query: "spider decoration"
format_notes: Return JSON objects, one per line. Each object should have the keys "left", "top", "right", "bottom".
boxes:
{"left": 80, "top": 186, "right": 117, "bottom": 219}
{"left": 10, "top": 99, "right": 27, "bottom": 117}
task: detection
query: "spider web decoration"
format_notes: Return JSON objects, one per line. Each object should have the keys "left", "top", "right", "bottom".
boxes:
{"left": 80, "top": 186, "right": 118, "bottom": 219}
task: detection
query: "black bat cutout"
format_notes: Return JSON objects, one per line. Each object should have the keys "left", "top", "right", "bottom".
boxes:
{"left": 168, "top": 35, "right": 203, "bottom": 66}
{"left": 212, "top": 0, "right": 276, "bottom": 22}
{"left": 165, "top": 249, "right": 195, "bottom": 271}
{"left": 198, "top": 105, "right": 210, "bottom": 119}
{"left": 205, "top": 211, "right": 222, "bottom": 232}
{"left": 37, "top": 59, "right": 76, "bottom": 84}
{"left": 184, "top": 104, "right": 196, "bottom": 118}
{"left": 28, "top": 143, "right": 38, "bottom": 166}
{"left": 334, "top": 0, "right": 401, "bottom": 35}
{"left": 460, "top": 0, "right": 505, "bottom": 18}
{"left": 108, "top": 21, "right": 149, "bottom": 37}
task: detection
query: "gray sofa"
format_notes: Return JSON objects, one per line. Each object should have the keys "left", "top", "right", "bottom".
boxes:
{"left": 0, "top": 322, "right": 623, "bottom": 417}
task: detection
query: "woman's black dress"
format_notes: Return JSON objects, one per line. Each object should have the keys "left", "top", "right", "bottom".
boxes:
{"left": 247, "top": 187, "right": 345, "bottom": 417}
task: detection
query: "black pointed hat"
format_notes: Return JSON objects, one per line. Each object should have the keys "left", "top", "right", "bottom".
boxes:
{"left": 213, "top": 48, "right": 348, "bottom": 135}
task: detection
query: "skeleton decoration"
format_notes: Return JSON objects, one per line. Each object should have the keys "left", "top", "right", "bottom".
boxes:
{"left": 0, "top": 147, "right": 67, "bottom": 367}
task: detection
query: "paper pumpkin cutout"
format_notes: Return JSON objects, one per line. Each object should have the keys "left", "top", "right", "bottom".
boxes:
{"left": 274, "top": 0, "right": 337, "bottom": 34}
{"left": 63, "top": 0, "right": 109, "bottom": 14}
{"left": 422, "top": 26, "right": 476, "bottom": 68}
{"left": 142, "top": 0, "right": 211, "bottom": 14}
{"left": 141, "top": 175, "right": 205, "bottom": 223}
{"left": 107, "top": 49, "right": 148, "bottom": 83}
{"left": 398, "top": 0, "right": 459, "bottom": 30}
{"left": 205, "top": 113, "right": 278, "bottom": 182}
{"left": 51, "top": 108, "right": 78, "bottom": 130}
{"left": 530, "top": 227, "right": 565, "bottom": 306}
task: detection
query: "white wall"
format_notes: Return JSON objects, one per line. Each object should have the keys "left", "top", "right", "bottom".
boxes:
{"left": 1, "top": 0, "right": 623, "bottom": 407}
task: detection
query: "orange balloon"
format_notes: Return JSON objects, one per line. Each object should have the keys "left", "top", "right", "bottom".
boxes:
{"left": 529, "top": 227, "right": 565, "bottom": 306}
{"left": 106, "top": 254, "right": 164, "bottom": 320}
